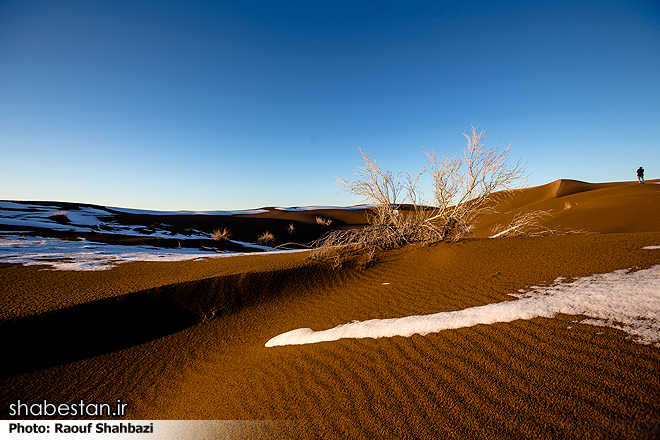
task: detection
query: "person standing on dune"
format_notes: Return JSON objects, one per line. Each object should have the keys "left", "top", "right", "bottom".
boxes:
{"left": 637, "top": 166, "right": 645, "bottom": 184}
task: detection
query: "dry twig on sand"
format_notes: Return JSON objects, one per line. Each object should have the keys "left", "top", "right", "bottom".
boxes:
{"left": 489, "top": 209, "right": 593, "bottom": 238}
{"left": 489, "top": 209, "right": 554, "bottom": 238}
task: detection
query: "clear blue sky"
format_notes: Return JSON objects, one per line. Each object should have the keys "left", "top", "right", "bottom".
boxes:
{"left": 1, "top": 0, "right": 658, "bottom": 210}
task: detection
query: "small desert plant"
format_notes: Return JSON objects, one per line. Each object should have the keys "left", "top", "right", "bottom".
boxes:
{"left": 564, "top": 201, "right": 574, "bottom": 210}
{"left": 212, "top": 227, "right": 231, "bottom": 241}
{"left": 316, "top": 216, "right": 333, "bottom": 226}
{"left": 49, "top": 211, "right": 70, "bottom": 223}
{"left": 287, "top": 223, "right": 296, "bottom": 235}
{"left": 311, "top": 127, "right": 527, "bottom": 263}
{"left": 257, "top": 231, "right": 276, "bottom": 246}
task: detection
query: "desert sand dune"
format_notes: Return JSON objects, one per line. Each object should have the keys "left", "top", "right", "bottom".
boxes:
{"left": 472, "top": 178, "right": 660, "bottom": 237}
{"left": 1, "top": 179, "right": 659, "bottom": 439}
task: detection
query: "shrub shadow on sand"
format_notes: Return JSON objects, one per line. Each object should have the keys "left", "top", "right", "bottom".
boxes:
{"left": 0, "top": 292, "right": 199, "bottom": 377}
{"left": 1, "top": 264, "right": 323, "bottom": 378}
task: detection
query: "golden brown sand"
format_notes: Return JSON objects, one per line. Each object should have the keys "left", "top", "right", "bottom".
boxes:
{"left": 2, "top": 179, "right": 660, "bottom": 439}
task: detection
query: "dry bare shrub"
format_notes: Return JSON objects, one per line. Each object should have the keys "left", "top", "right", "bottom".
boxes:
{"left": 287, "top": 223, "right": 296, "bottom": 235}
{"left": 424, "top": 127, "right": 527, "bottom": 241}
{"left": 212, "top": 227, "right": 231, "bottom": 241}
{"left": 257, "top": 231, "right": 275, "bottom": 246}
{"left": 311, "top": 127, "right": 527, "bottom": 263}
{"left": 564, "top": 201, "right": 574, "bottom": 210}
{"left": 335, "top": 147, "right": 411, "bottom": 231}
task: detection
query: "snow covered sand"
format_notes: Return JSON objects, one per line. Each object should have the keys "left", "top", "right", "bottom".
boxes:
{"left": 267, "top": 263, "right": 660, "bottom": 347}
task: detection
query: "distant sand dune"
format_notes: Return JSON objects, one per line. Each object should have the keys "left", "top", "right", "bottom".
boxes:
{"left": 472, "top": 178, "right": 660, "bottom": 237}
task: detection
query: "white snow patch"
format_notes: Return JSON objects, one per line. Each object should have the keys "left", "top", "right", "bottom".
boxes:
{"left": 266, "top": 264, "right": 660, "bottom": 348}
{"left": 108, "top": 207, "right": 269, "bottom": 216}
{"left": 0, "top": 201, "right": 35, "bottom": 210}
{"left": 62, "top": 207, "right": 108, "bottom": 226}
{"left": 0, "top": 203, "right": 237, "bottom": 240}
{"left": 0, "top": 236, "right": 304, "bottom": 271}
{"left": 274, "top": 205, "right": 372, "bottom": 212}
{"left": 0, "top": 203, "right": 113, "bottom": 233}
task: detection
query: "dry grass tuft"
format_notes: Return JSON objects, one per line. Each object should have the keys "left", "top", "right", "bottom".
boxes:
{"left": 287, "top": 223, "right": 296, "bottom": 235}
{"left": 257, "top": 231, "right": 276, "bottom": 246}
{"left": 316, "top": 216, "right": 333, "bottom": 226}
{"left": 49, "top": 211, "right": 70, "bottom": 223}
{"left": 212, "top": 228, "right": 231, "bottom": 241}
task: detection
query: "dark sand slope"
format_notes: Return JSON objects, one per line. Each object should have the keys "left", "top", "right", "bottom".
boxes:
{"left": 2, "top": 180, "right": 660, "bottom": 439}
